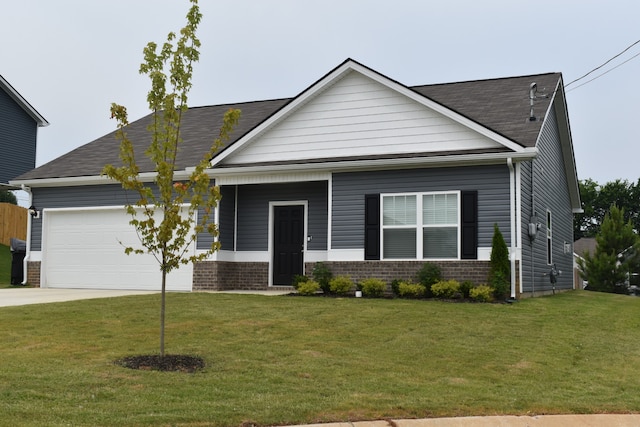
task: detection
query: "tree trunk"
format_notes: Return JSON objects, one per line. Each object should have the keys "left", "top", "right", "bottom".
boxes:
{"left": 160, "top": 269, "right": 166, "bottom": 357}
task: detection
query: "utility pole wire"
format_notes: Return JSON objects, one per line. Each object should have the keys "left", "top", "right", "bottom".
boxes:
{"left": 565, "top": 39, "right": 640, "bottom": 88}
{"left": 566, "top": 51, "right": 640, "bottom": 92}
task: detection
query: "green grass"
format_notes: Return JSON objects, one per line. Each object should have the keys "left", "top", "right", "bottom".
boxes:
{"left": 0, "top": 244, "right": 12, "bottom": 286}
{"left": 1, "top": 291, "right": 640, "bottom": 426}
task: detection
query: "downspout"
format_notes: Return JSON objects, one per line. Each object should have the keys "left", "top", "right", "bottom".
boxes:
{"left": 507, "top": 158, "right": 517, "bottom": 299}
{"left": 20, "top": 184, "right": 32, "bottom": 285}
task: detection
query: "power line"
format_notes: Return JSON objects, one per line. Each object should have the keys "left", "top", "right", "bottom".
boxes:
{"left": 566, "top": 51, "right": 640, "bottom": 92}
{"left": 564, "top": 39, "right": 640, "bottom": 89}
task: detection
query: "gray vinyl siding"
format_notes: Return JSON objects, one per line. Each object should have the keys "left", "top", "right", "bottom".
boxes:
{"left": 31, "top": 183, "right": 225, "bottom": 252}
{"left": 332, "top": 165, "right": 511, "bottom": 250}
{"left": 0, "top": 87, "right": 38, "bottom": 183}
{"left": 215, "top": 185, "right": 236, "bottom": 251}
{"left": 30, "top": 185, "right": 135, "bottom": 251}
{"left": 235, "top": 181, "right": 328, "bottom": 251}
{"left": 520, "top": 104, "right": 574, "bottom": 293}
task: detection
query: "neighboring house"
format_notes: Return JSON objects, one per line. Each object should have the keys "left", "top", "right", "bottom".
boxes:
{"left": 573, "top": 237, "right": 597, "bottom": 289}
{"left": 0, "top": 75, "right": 49, "bottom": 185}
{"left": 11, "top": 59, "right": 581, "bottom": 297}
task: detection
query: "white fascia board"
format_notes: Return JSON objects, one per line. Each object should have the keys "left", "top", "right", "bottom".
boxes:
{"left": 209, "top": 149, "right": 538, "bottom": 180}
{"left": 211, "top": 60, "right": 526, "bottom": 168}
{"left": 10, "top": 170, "right": 193, "bottom": 188}
{"left": 0, "top": 75, "right": 49, "bottom": 127}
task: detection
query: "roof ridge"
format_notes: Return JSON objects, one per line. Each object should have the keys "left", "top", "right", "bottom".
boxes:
{"left": 410, "top": 72, "right": 561, "bottom": 89}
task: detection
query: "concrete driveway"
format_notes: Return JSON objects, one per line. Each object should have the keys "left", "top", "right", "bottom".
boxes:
{"left": 0, "top": 288, "right": 158, "bottom": 307}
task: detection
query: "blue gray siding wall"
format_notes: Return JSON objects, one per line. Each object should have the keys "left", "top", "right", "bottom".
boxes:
{"left": 520, "top": 104, "right": 574, "bottom": 293}
{"left": 332, "top": 165, "right": 511, "bottom": 250}
{"left": 216, "top": 185, "right": 236, "bottom": 251}
{"left": 30, "top": 184, "right": 141, "bottom": 250}
{"left": 235, "top": 181, "right": 328, "bottom": 251}
{"left": 0, "top": 87, "right": 37, "bottom": 183}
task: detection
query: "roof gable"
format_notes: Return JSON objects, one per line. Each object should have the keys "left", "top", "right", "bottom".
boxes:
{"left": 212, "top": 59, "right": 526, "bottom": 168}
{"left": 0, "top": 75, "right": 49, "bottom": 127}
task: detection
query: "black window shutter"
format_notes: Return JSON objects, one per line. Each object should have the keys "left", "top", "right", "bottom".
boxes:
{"left": 364, "top": 194, "right": 380, "bottom": 260}
{"left": 461, "top": 191, "right": 478, "bottom": 259}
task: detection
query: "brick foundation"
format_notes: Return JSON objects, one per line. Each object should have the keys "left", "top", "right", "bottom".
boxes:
{"left": 26, "top": 261, "right": 41, "bottom": 287}
{"left": 193, "top": 261, "right": 270, "bottom": 291}
{"left": 305, "top": 260, "right": 493, "bottom": 285}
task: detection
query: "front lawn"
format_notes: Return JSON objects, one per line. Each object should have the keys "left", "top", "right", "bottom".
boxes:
{"left": 0, "top": 291, "right": 639, "bottom": 426}
{"left": 0, "top": 244, "right": 12, "bottom": 286}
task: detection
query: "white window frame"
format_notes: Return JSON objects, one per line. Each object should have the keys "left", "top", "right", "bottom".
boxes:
{"left": 381, "top": 191, "right": 461, "bottom": 260}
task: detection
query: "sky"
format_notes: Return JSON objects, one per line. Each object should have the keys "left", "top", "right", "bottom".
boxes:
{"left": 2, "top": 0, "right": 639, "bottom": 205}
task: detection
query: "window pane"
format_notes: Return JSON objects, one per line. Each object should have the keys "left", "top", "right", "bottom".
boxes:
{"left": 423, "top": 227, "right": 457, "bottom": 258}
{"left": 423, "top": 194, "right": 458, "bottom": 225}
{"left": 383, "top": 229, "right": 416, "bottom": 258}
{"left": 383, "top": 195, "right": 416, "bottom": 226}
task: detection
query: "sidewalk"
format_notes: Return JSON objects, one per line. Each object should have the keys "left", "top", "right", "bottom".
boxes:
{"left": 287, "top": 414, "right": 640, "bottom": 426}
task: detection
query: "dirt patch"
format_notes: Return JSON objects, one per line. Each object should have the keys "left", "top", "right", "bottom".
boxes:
{"left": 115, "top": 354, "right": 205, "bottom": 373}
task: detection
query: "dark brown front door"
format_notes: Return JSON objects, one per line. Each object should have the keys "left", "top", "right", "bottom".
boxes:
{"left": 273, "top": 205, "right": 304, "bottom": 285}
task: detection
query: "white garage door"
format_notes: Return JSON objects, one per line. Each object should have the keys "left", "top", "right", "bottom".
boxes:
{"left": 42, "top": 207, "right": 193, "bottom": 291}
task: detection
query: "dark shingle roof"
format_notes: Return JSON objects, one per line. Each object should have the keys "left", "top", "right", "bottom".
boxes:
{"left": 14, "top": 71, "right": 561, "bottom": 181}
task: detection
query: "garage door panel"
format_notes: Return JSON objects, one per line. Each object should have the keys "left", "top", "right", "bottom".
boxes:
{"left": 43, "top": 208, "right": 193, "bottom": 291}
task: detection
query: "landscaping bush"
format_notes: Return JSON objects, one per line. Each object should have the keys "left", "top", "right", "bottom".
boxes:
{"left": 312, "top": 262, "right": 333, "bottom": 294}
{"left": 359, "top": 278, "right": 386, "bottom": 298}
{"left": 491, "top": 271, "right": 510, "bottom": 301}
{"left": 460, "top": 280, "right": 474, "bottom": 299}
{"left": 291, "top": 275, "right": 308, "bottom": 290}
{"left": 417, "top": 263, "right": 442, "bottom": 297}
{"left": 329, "top": 275, "right": 354, "bottom": 295}
{"left": 391, "top": 279, "right": 402, "bottom": 296}
{"left": 296, "top": 279, "right": 321, "bottom": 295}
{"left": 397, "top": 281, "right": 426, "bottom": 299}
{"left": 470, "top": 285, "right": 494, "bottom": 302}
{"left": 489, "top": 224, "right": 510, "bottom": 300}
{"left": 431, "top": 279, "right": 461, "bottom": 299}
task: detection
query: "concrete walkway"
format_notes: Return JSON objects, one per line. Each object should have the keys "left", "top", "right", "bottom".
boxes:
{"left": 0, "top": 287, "right": 292, "bottom": 307}
{"left": 2, "top": 288, "right": 637, "bottom": 426}
{"left": 0, "top": 287, "right": 159, "bottom": 307}
{"left": 284, "top": 414, "right": 640, "bottom": 426}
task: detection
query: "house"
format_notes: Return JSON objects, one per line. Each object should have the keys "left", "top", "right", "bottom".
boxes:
{"left": 10, "top": 59, "right": 581, "bottom": 297}
{"left": 0, "top": 75, "right": 49, "bottom": 185}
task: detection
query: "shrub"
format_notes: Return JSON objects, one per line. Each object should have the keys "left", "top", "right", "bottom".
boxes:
{"left": 460, "top": 280, "right": 474, "bottom": 299}
{"left": 489, "top": 224, "right": 510, "bottom": 300}
{"left": 470, "top": 284, "right": 494, "bottom": 302}
{"left": 397, "top": 281, "right": 426, "bottom": 299}
{"left": 359, "top": 278, "right": 386, "bottom": 298}
{"left": 417, "top": 263, "right": 442, "bottom": 297}
{"left": 296, "top": 279, "right": 320, "bottom": 296}
{"left": 329, "top": 275, "right": 354, "bottom": 295}
{"left": 391, "top": 279, "right": 402, "bottom": 296}
{"left": 312, "top": 262, "right": 333, "bottom": 294}
{"left": 491, "top": 271, "right": 510, "bottom": 301}
{"left": 431, "top": 279, "right": 461, "bottom": 299}
{"left": 291, "top": 275, "right": 308, "bottom": 290}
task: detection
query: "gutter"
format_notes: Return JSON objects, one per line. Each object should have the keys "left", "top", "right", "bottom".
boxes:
{"left": 507, "top": 158, "right": 517, "bottom": 299}
{"left": 20, "top": 184, "right": 32, "bottom": 286}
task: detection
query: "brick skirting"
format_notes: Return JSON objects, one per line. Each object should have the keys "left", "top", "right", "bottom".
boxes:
{"left": 29, "top": 259, "right": 517, "bottom": 292}
{"left": 305, "top": 260, "right": 493, "bottom": 285}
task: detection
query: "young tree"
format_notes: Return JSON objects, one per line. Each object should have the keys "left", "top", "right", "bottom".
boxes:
{"left": 489, "top": 223, "right": 510, "bottom": 300}
{"left": 578, "top": 205, "right": 640, "bottom": 293}
{"left": 103, "top": 0, "right": 240, "bottom": 357}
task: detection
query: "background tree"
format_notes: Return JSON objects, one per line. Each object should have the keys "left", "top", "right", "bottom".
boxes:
{"left": 0, "top": 190, "right": 17, "bottom": 205}
{"left": 578, "top": 205, "right": 640, "bottom": 293}
{"left": 103, "top": 0, "right": 241, "bottom": 357}
{"left": 489, "top": 223, "right": 510, "bottom": 300}
{"left": 575, "top": 178, "right": 640, "bottom": 240}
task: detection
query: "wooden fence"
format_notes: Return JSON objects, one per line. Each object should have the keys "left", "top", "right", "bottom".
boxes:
{"left": 0, "top": 203, "right": 27, "bottom": 247}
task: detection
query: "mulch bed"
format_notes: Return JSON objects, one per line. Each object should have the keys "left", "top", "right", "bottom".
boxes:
{"left": 115, "top": 354, "right": 205, "bottom": 373}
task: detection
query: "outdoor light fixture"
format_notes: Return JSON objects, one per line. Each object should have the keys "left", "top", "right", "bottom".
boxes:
{"left": 28, "top": 205, "right": 40, "bottom": 218}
